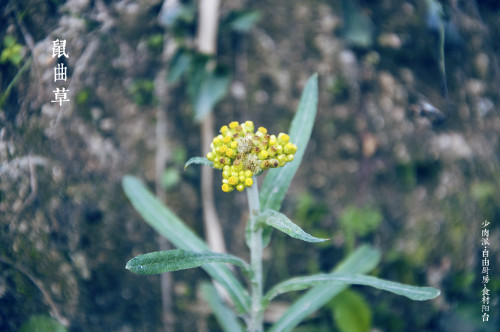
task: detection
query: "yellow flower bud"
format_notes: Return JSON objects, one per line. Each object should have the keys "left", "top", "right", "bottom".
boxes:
{"left": 233, "top": 159, "right": 243, "bottom": 171}
{"left": 218, "top": 145, "right": 227, "bottom": 154}
{"left": 213, "top": 136, "right": 223, "bottom": 146}
{"left": 276, "top": 145, "right": 283, "bottom": 155}
{"left": 228, "top": 176, "right": 238, "bottom": 186}
{"left": 258, "top": 150, "right": 269, "bottom": 160}
{"left": 226, "top": 148, "right": 235, "bottom": 157}
{"left": 267, "top": 146, "right": 277, "bottom": 157}
{"left": 277, "top": 154, "right": 286, "bottom": 166}
{"left": 278, "top": 133, "right": 290, "bottom": 144}
{"left": 269, "top": 159, "right": 279, "bottom": 168}
{"left": 244, "top": 121, "right": 254, "bottom": 132}
{"left": 208, "top": 121, "right": 297, "bottom": 192}
{"left": 244, "top": 177, "right": 253, "bottom": 187}
{"left": 283, "top": 142, "right": 293, "bottom": 154}
{"left": 269, "top": 135, "right": 277, "bottom": 146}
{"left": 222, "top": 183, "right": 233, "bottom": 192}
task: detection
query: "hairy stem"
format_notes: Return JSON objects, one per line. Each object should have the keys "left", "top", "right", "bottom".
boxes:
{"left": 247, "top": 178, "right": 263, "bottom": 332}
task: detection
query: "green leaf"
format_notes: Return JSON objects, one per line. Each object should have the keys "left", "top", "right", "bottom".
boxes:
{"left": 20, "top": 315, "right": 67, "bottom": 332}
{"left": 184, "top": 156, "right": 213, "bottom": 170}
{"left": 126, "top": 249, "right": 250, "bottom": 275}
{"left": 228, "top": 10, "right": 261, "bottom": 32}
{"left": 257, "top": 209, "right": 327, "bottom": 243}
{"left": 341, "top": 0, "right": 374, "bottom": 48}
{"left": 167, "top": 49, "right": 193, "bottom": 83}
{"left": 122, "top": 175, "right": 250, "bottom": 314}
{"left": 330, "top": 290, "right": 372, "bottom": 332}
{"left": 260, "top": 73, "right": 318, "bottom": 212}
{"left": 339, "top": 205, "right": 382, "bottom": 237}
{"left": 158, "top": 2, "right": 195, "bottom": 27}
{"left": 1, "top": 35, "right": 23, "bottom": 66}
{"left": 0, "top": 56, "right": 31, "bottom": 108}
{"left": 263, "top": 273, "right": 440, "bottom": 307}
{"left": 188, "top": 64, "right": 231, "bottom": 122}
{"left": 269, "top": 245, "right": 380, "bottom": 332}
{"left": 161, "top": 168, "right": 181, "bottom": 190}
{"left": 200, "top": 283, "right": 244, "bottom": 332}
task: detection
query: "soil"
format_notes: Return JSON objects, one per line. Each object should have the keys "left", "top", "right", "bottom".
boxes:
{"left": 1, "top": 0, "right": 499, "bottom": 331}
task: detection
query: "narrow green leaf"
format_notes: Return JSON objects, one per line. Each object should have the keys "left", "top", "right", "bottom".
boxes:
{"left": 126, "top": 249, "right": 250, "bottom": 275}
{"left": 229, "top": 10, "right": 261, "bottom": 32}
{"left": 257, "top": 210, "right": 327, "bottom": 243}
{"left": 330, "top": 290, "right": 372, "bottom": 332}
{"left": 200, "top": 283, "right": 244, "bottom": 332}
{"left": 122, "top": 175, "right": 250, "bottom": 314}
{"left": 260, "top": 73, "right": 318, "bottom": 212}
{"left": 263, "top": 273, "right": 440, "bottom": 307}
{"left": 167, "top": 49, "right": 193, "bottom": 83}
{"left": 269, "top": 245, "right": 381, "bottom": 332}
{"left": 184, "top": 156, "right": 213, "bottom": 170}
{"left": 341, "top": 0, "right": 374, "bottom": 48}
{"left": 190, "top": 66, "right": 231, "bottom": 122}
{"left": 0, "top": 56, "right": 32, "bottom": 108}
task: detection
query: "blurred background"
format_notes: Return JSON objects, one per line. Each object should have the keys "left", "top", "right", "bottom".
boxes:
{"left": 0, "top": 0, "right": 499, "bottom": 331}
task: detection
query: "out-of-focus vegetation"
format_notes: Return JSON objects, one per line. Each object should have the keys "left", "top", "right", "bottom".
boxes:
{"left": 0, "top": 0, "right": 499, "bottom": 331}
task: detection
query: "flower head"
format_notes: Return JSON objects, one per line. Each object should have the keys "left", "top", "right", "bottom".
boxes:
{"left": 207, "top": 121, "right": 298, "bottom": 192}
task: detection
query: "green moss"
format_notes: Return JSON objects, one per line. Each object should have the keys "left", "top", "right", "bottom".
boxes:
{"left": 130, "top": 79, "right": 156, "bottom": 106}
{"left": 76, "top": 88, "right": 91, "bottom": 106}
{"left": 147, "top": 33, "right": 163, "bottom": 53}
{"left": 327, "top": 75, "right": 350, "bottom": 102}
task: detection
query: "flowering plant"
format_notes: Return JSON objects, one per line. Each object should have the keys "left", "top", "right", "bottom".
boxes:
{"left": 123, "top": 74, "right": 439, "bottom": 332}
{"left": 206, "top": 120, "right": 297, "bottom": 192}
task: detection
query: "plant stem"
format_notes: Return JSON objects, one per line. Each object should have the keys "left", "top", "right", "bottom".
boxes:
{"left": 247, "top": 178, "right": 263, "bottom": 332}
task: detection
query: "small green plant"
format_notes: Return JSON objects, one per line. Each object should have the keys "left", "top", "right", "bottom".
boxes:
{"left": 123, "top": 74, "right": 439, "bottom": 332}
{"left": 19, "top": 315, "right": 67, "bottom": 332}
{"left": 1, "top": 36, "right": 24, "bottom": 66}
{"left": 339, "top": 205, "right": 382, "bottom": 254}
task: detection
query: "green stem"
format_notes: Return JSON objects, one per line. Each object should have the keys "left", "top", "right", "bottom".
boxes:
{"left": 247, "top": 178, "right": 263, "bottom": 332}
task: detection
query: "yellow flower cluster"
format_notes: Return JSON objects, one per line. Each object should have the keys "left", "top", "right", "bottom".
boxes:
{"left": 207, "top": 121, "right": 298, "bottom": 192}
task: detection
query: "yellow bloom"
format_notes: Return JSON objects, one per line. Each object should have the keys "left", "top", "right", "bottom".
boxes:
{"left": 208, "top": 121, "right": 297, "bottom": 192}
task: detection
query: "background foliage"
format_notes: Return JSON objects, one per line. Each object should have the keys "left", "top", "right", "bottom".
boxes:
{"left": 0, "top": 0, "right": 499, "bottom": 331}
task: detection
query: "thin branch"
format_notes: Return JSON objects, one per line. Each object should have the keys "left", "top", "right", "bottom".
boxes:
{"left": 0, "top": 256, "right": 69, "bottom": 327}
{"left": 197, "top": 0, "right": 221, "bottom": 55}
{"left": 10, "top": 0, "right": 44, "bottom": 108}
{"left": 201, "top": 115, "right": 227, "bottom": 253}
{"left": 153, "top": 1, "right": 181, "bottom": 330}
{"left": 197, "top": 0, "right": 227, "bottom": 255}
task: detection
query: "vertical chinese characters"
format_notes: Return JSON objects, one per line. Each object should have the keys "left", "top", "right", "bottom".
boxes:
{"left": 480, "top": 219, "right": 491, "bottom": 323}
{"left": 51, "top": 39, "right": 70, "bottom": 106}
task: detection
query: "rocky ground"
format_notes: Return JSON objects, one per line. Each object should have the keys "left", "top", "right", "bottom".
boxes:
{"left": 1, "top": 0, "right": 499, "bottom": 331}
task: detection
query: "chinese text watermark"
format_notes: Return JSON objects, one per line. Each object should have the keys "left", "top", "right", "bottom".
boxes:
{"left": 51, "top": 39, "right": 70, "bottom": 106}
{"left": 481, "top": 219, "right": 492, "bottom": 323}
